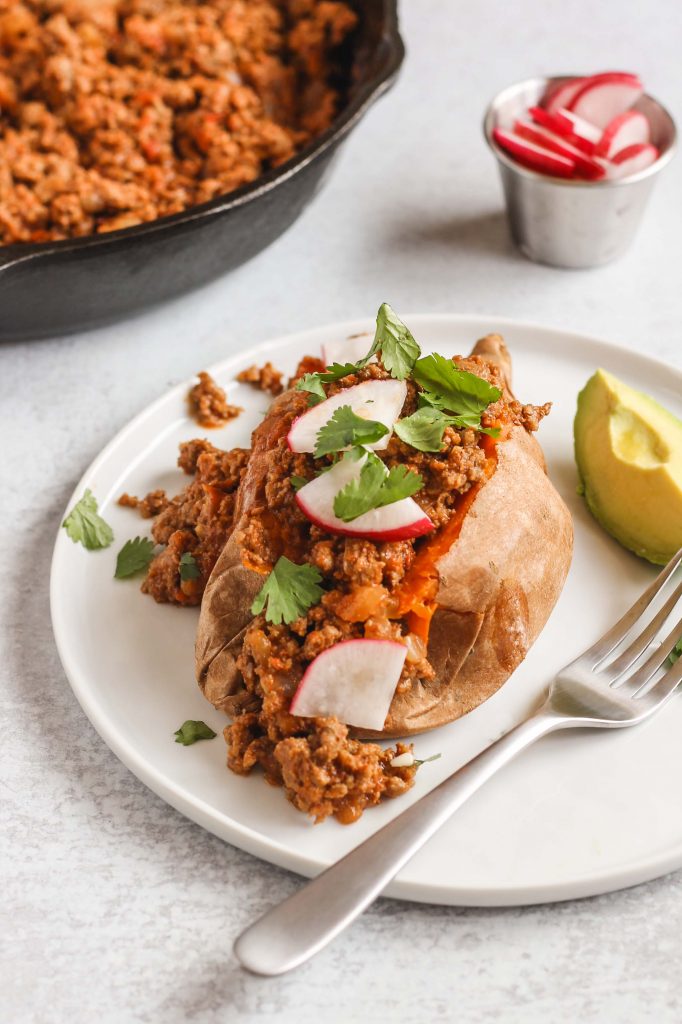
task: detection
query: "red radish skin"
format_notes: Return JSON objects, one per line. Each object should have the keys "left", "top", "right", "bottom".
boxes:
{"left": 608, "top": 143, "right": 659, "bottom": 179}
{"left": 595, "top": 110, "right": 650, "bottom": 159}
{"left": 287, "top": 378, "right": 407, "bottom": 454}
{"left": 551, "top": 107, "right": 602, "bottom": 145}
{"left": 514, "top": 120, "right": 605, "bottom": 179}
{"left": 529, "top": 106, "right": 598, "bottom": 154}
{"left": 290, "top": 638, "right": 407, "bottom": 730}
{"left": 295, "top": 451, "right": 434, "bottom": 541}
{"left": 545, "top": 77, "right": 585, "bottom": 114}
{"left": 569, "top": 72, "right": 643, "bottom": 129}
{"left": 492, "top": 127, "right": 575, "bottom": 178}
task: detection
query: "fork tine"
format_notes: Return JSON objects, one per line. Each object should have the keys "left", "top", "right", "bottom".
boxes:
{"left": 578, "top": 547, "right": 682, "bottom": 670}
{"left": 604, "top": 576, "right": 682, "bottom": 685}
{"left": 636, "top": 646, "right": 682, "bottom": 705}
{"left": 617, "top": 615, "right": 682, "bottom": 695}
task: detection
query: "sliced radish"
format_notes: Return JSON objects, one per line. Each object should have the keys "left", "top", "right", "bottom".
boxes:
{"left": 492, "top": 127, "right": 575, "bottom": 178}
{"left": 287, "top": 378, "right": 407, "bottom": 453}
{"left": 595, "top": 110, "right": 650, "bottom": 159}
{"left": 551, "top": 107, "right": 603, "bottom": 146}
{"left": 295, "top": 451, "right": 434, "bottom": 541}
{"left": 514, "top": 120, "right": 605, "bottom": 179}
{"left": 544, "top": 77, "right": 586, "bottom": 115}
{"left": 569, "top": 72, "right": 643, "bottom": 129}
{"left": 290, "top": 638, "right": 407, "bottom": 730}
{"left": 607, "top": 143, "right": 659, "bottom": 179}
{"left": 528, "top": 106, "right": 598, "bottom": 154}
{"left": 321, "top": 334, "right": 372, "bottom": 367}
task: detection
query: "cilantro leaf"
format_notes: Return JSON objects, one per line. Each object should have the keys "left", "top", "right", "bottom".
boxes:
{"left": 669, "top": 638, "right": 682, "bottom": 666}
{"left": 295, "top": 363, "right": 360, "bottom": 406}
{"left": 314, "top": 405, "right": 388, "bottom": 458}
{"left": 251, "top": 556, "right": 323, "bottom": 625}
{"left": 62, "top": 489, "right": 114, "bottom": 550}
{"left": 395, "top": 406, "right": 452, "bottom": 452}
{"left": 376, "top": 465, "right": 424, "bottom": 506}
{"left": 333, "top": 453, "right": 423, "bottom": 522}
{"left": 295, "top": 373, "right": 327, "bottom": 405}
{"left": 174, "top": 720, "right": 217, "bottom": 746}
{"left": 412, "top": 353, "right": 501, "bottom": 425}
{"left": 360, "top": 303, "right": 421, "bottom": 380}
{"left": 115, "top": 536, "right": 156, "bottom": 579}
{"left": 290, "top": 475, "right": 308, "bottom": 492}
{"left": 179, "top": 551, "right": 200, "bottom": 581}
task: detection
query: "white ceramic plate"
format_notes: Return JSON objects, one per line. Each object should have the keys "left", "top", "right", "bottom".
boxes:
{"left": 50, "top": 315, "right": 682, "bottom": 907}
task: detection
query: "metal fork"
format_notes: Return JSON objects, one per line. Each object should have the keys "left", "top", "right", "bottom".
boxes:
{"left": 234, "top": 548, "right": 682, "bottom": 976}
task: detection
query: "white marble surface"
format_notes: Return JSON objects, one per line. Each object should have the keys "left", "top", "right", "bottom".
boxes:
{"left": 2, "top": 1, "right": 682, "bottom": 1021}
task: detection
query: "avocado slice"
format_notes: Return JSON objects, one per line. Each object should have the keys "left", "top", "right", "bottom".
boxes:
{"left": 574, "top": 369, "right": 682, "bottom": 565}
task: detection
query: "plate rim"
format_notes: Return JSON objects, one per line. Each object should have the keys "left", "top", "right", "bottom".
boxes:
{"left": 50, "top": 313, "right": 682, "bottom": 907}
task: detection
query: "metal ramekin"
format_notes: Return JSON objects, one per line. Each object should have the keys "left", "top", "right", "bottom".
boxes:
{"left": 483, "top": 76, "right": 677, "bottom": 268}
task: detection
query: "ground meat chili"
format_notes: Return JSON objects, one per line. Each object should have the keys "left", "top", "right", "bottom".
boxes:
{"left": 0, "top": 0, "right": 357, "bottom": 244}
{"left": 188, "top": 370, "right": 241, "bottom": 428}
{"left": 120, "top": 438, "right": 249, "bottom": 604}
{"left": 236, "top": 360, "right": 284, "bottom": 395}
{"left": 128, "top": 345, "right": 551, "bottom": 824}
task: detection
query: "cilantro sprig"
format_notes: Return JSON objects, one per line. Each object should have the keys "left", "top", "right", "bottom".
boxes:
{"left": 115, "top": 536, "right": 156, "bottom": 579}
{"left": 314, "top": 405, "right": 388, "bottom": 458}
{"left": 295, "top": 303, "right": 422, "bottom": 406}
{"left": 412, "top": 352, "right": 501, "bottom": 430}
{"left": 333, "top": 452, "right": 423, "bottom": 522}
{"left": 62, "top": 490, "right": 114, "bottom": 550}
{"left": 360, "top": 302, "right": 421, "bottom": 381}
{"left": 251, "top": 556, "right": 323, "bottom": 625}
{"left": 669, "top": 638, "right": 682, "bottom": 666}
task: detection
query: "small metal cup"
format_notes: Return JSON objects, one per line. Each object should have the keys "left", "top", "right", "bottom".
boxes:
{"left": 483, "top": 76, "right": 677, "bottom": 268}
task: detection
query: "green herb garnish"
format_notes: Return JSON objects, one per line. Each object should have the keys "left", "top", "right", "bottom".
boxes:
{"left": 333, "top": 452, "right": 423, "bottom": 522}
{"left": 62, "top": 489, "right": 114, "bottom": 550}
{"left": 412, "top": 352, "right": 501, "bottom": 430}
{"left": 359, "top": 302, "right": 421, "bottom": 380}
{"left": 114, "top": 536, "right": 156, "bottom": 579}
{"left": 290, "top": 475, "right": 308, "bottom": 492}
{"left": 314, "top": 405, "right": 389, "bottom": 458}
{"left": 395, "top": 406, "right": 454, "bottom": 452}
{"left": 179, "top": 551, "right": 200, "bottom": 581}
{"left": 295, "top": 362, "right": 360, "bottom": 405}
{"left": 414, "top": 753, "right": 442, "bottom": 768}
{"left": 669, "top": 639, "right": 682, "bottom": 666}
{"left": 174, "top": 720, "right": 217, "bottom": 746}
{"left": 251, "top": 556, "right": 323, "bottom": 625}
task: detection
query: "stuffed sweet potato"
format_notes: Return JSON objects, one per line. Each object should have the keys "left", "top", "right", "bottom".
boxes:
{"left": 191, "top": 310, "right": 573, "bottom": 820}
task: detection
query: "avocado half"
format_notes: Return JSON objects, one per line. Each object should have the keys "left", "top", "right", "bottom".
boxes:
{"left": 574, "top": 369, "right": 682, "bottom": 565}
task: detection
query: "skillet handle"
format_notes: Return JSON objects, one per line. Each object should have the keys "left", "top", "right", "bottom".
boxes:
{"left": 233, "top": 709, "right": 566, "bottom": 976}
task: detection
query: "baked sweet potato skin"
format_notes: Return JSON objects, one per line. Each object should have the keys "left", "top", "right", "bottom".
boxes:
{"left": 195, "top": 337, "right": 573, "bottom": 735}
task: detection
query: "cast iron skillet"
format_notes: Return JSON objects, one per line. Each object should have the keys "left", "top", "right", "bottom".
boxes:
{"left": 0, "top": 0, "right": 403, "bottom": 341}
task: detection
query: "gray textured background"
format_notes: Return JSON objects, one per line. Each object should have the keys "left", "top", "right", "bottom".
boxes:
{"left": 2, "top": 1, "right": 682, "bottom": 1021}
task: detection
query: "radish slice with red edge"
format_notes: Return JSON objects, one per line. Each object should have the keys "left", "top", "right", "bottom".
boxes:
{"left": 545, "top": 77, "right": 586, "bottom": 114}
{"left": 287, "top": 378, "right": 407, "bottom": 453}
{"left": 492, "top": 127, "right": 575, "bottom": 178}
{"left": 569, "top": 72, "right": 643, "bottom": 129}
{"left": 514, "top": 120, "right": 605, "bottom": 179}
{"left": 290, "top": 638, "right": 407, "bottom": 730}
{"left": 551, "top": 107, "right": 602, "bottom": 145}
{"left": 528, "top": 106, "right": 598, "bottom": 154}
{"left": 607, "top": 143, "right": 659, "bottom": 179}
{"left": 595, "top": 110, "right": 650, "bottom": 159}
{"left": 295, "top": 451, "right": 434, "bottom": 541}
{"left": 322, "top": 335, "right": 372, "bottom": 367}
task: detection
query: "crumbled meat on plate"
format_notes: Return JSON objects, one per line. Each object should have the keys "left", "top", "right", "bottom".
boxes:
{"left": 236, "top": 361, "right": 284, "bottom": 395}
{"left": 188, "top": 371, "right": 241, "bottom": 428}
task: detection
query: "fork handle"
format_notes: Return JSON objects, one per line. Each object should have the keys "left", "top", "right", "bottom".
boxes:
{"left": 234, "top": 709, "right": 566, "bottom": 975}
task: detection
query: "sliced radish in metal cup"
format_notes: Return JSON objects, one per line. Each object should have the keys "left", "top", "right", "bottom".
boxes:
{"left": 595, "top": 110, "right": 650, "bottom": 159}
{"left": 607, "top": 142, "right": 659, "bottom": 179}
{"left": 568, "top": 72, "right": 644, "bottom": 129}
{"left": 492, "top": 126, "right": 576, "bottom": 178}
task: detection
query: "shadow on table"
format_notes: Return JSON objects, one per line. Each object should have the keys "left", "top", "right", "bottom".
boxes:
{"left": 382, "top": 209, "right": 520, "bottom": 262}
